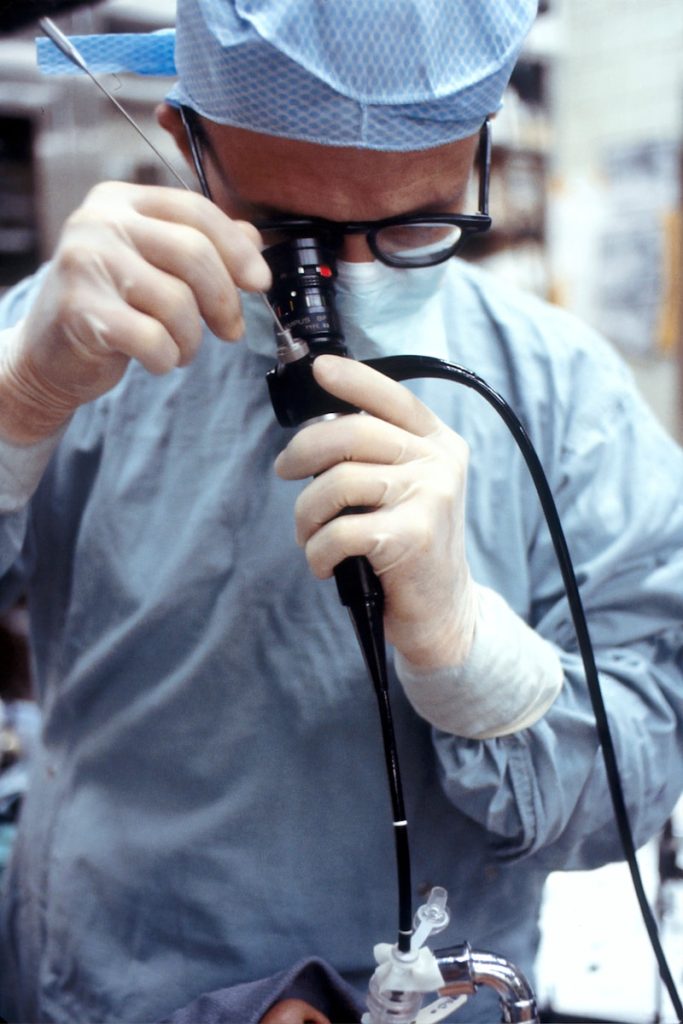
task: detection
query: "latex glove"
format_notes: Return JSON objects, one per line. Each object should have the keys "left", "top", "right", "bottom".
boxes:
{"left": 0, "top": 182, "right": 271, "bottom": 445}
{"left": 274, "top": 354, "right": 477, "bottom": 670}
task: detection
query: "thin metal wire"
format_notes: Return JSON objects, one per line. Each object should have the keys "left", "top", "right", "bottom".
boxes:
{"left": 177, "top": 106, "right": 290, "bottom": 341}
{"left": 39, "top": 18, "right": 192, "bottom": 191}
{"left": 40, "top": 18, "right": 287, "bottom": 336}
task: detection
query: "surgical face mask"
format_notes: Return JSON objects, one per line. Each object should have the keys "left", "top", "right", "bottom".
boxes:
{"left": 331, "top": 258, "right": 450, "bottom": 360}
{"left": 241, "top": 255, "right": 450, "bottom": 362}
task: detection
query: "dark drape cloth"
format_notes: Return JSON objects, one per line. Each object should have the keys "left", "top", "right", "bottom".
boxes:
{"left": 157, "top": 958, "right": 364, "bottom": 1024}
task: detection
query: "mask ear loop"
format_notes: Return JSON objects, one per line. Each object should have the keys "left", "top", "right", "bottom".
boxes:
{"left": 179, "top": 105, "right": 213, "bottom": 201}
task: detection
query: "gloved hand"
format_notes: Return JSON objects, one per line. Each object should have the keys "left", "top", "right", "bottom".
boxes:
{"left": 275, "top": 353, "right": 565, "bottom": 737}
{"left": 274, "top": 354, "right": 477, "bottom": 670}
{"left": 0, "top": 181, "right": 271, "bottom": 445}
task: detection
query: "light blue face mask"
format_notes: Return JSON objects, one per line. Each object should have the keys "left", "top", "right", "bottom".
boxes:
{"left": 333, "top": 259, "right": 451, "bottom": 360}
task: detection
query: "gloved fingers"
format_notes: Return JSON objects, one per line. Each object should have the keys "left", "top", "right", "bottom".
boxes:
{"left": 289, "top": 436, "right": 475, "bottom": 668}
{"left": 293, "top": 462, "right": 389, "bottom": 545}
{"left": 84, "top": 181, "right": 271, "bottom": 293}
{"left": 301, "top": 499, "right": 474, "bottom": 668}
{"left": 69, "top": 184, "right": 264, "bottom": 342}
{"left": 66, "top": 293, "right": 192, "bottom": 377}
{"left": 274, "top": 413, "right": 435, "bottom": 480}
{"left": 119, "top": 215, "right": 246, "bottom": 342}
{"left": 293, "top": 458, "right": 450, "bottom": 547}
{"left": 114, "top": 260, "right": 204, "bottom": 368}
{"left": 56, "top": 243, "right": 203, "bottom": 374}
{"left": 312, "top": 353, "right": 443, "bottom": 437}
{"left": 302, "top": 500, "right": 446, "bottom": 580}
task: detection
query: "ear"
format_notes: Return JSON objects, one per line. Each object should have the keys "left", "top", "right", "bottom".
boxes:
{"left": 155, "top": 102, "right": 192, "bottom": 162}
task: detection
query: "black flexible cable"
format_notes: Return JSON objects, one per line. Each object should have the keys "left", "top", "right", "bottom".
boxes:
{"left": 265, "top": 343, "right": 415, "bottom": 952}
{"left": 363, "top": 353, "right": 683, "bottom": 1021}
{"left": 349, "top": 606, "right": 412, "bottom": 954}
{"left": 335, "top": 562, "right": 413, "bottom": 953}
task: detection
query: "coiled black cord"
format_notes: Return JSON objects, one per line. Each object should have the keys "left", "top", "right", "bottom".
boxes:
{"left": 362, "top": 352, "right": 682, "bottom": 1020}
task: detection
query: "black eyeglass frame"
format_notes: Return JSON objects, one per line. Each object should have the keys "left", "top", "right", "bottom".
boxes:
{"left": 179, "top": 105, "right": 492, "bottom": 269}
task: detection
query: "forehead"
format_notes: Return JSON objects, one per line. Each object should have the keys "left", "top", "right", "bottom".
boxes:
{"left": 201, "top": 120, "right": 479, "bottom": 221}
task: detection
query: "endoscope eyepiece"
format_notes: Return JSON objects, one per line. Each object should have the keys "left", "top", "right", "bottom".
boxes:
{"left": 263, "top": 234, "right": 357, "bottom": 428}
{"left": 263, "top": 236, "right": 348, "bottom": 357}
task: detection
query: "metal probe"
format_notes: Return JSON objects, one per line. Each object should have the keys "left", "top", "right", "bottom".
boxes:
{"left": 39, "top": 17, "right": 191, "bottom": 190}
{"left": 259, "top": 295, "right": 300, "bottom": 356}
{"left": 38, "top": 17, "right": 287, "bottom": 335}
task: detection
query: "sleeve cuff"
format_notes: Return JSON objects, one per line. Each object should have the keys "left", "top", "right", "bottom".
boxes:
{"left": 0, "top": 430, "right": 64, "bottom": 513}
{"left": 394, "top": 584, "right": 564, "bottom": 739}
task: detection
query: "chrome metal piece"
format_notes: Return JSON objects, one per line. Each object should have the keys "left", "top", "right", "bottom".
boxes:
{"left": 435, "top": 943, "right": 539, "bottom": 1023}
{"left": 260, "top": 294, "right": 306, "bottom": 359}
{"left": 275, "top": 335, "right": 309, "bottom": 363}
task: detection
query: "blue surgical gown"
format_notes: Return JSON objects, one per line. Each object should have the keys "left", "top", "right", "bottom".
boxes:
{"left": 0, "top": 260, "right": 682, "bottom": 1023}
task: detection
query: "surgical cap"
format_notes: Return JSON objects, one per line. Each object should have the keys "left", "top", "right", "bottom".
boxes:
{"left": 170, "top": 0, "right": 538, "bottom": 151}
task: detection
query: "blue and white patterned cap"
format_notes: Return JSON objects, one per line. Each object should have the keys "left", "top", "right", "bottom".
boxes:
{"left": 170, "top": 0, "right": 537, "bottom": 151}
{"left": 36, "top": 0, "right": 537, "bottom": 152}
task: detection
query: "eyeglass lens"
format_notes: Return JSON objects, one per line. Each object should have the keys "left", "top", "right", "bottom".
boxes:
{"left": 373, "top": 222, "right": 464, "bottom": 265}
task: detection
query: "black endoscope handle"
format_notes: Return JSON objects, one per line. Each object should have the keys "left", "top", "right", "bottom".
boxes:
{"left": 266, "top": 349, "right": 357, "bottom": 427}
{"left": 266, "top": 352, "right": 384, "bottom": 613}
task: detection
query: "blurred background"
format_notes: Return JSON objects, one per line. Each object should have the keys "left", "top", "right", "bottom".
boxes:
{"left": 0, "top": 2, "right": 682, "bottom": 1021}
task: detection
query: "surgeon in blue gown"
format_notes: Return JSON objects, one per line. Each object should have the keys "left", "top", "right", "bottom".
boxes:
{"left": 0, "top": 2, "right": 682, "bottom": 1022}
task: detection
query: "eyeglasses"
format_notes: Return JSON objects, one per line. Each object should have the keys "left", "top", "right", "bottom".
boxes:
{"left": 180, "top": 107, "right": 492, "bottom": 269}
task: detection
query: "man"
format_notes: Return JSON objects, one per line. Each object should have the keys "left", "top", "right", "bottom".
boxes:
{"left": 0, "top": 2, "right": 682, "bottom": 1021}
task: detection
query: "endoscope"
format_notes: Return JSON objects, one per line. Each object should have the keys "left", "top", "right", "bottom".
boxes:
{"left": 261, "top": 231, "right": 683, "bottom": 1024}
